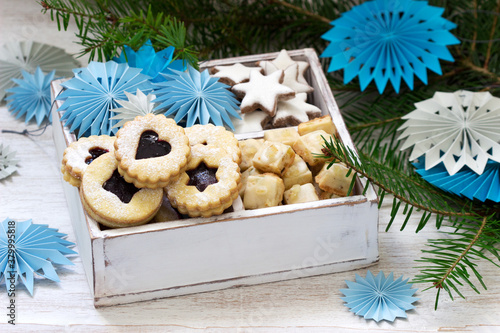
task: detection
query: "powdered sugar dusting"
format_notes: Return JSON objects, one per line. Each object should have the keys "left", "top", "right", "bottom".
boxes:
{"left": 63, "top": 135, "right": 115, "bottom": 178}
{"left": 166, "top": 145, "right": 241, "bottom": 217}
{"left": 115, "top": 114, "right": 190, "bottom": 187}
{"left": 184, "top": 124, "right": 241, "bottom": 164}
{"left": 81, "top": 152, "right": 162, "bottom": 225}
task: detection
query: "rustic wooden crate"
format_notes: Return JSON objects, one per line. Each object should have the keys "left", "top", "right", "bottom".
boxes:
{"left": 51, "top": 48, "right": 379, "bottom": 307}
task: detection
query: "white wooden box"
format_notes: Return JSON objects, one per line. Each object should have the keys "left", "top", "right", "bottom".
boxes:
{"left": 52, "top": 48, "right": 379, "bottom": 307}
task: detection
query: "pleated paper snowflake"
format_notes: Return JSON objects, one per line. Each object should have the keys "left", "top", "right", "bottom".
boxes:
{"left": 398, "top": 91, "right": 500, "bottom": 176}
{"left": 0, "top": 40, "right": 78, "bottom": 100}
{"left": 114, "top": 40, "right": 186, "bottom": 83}
{"left": 341, "top": 271, "right": 418, "bottom": 322}
{"left": 0, "top": 144, "right": 19, "bottom": 180}
{"left": 154, "top": 65, "right": 241, "bottom": 129}
{"left": 414, "top": 159, "right": 500, "bottom": 203}
{"left": 57, "top": 61, "right": 154, "bottom": 137}
{"left": 5, "top": 67, "right": 55, "bottom": 126}
{"left": 111, "top": 89, "right": 159, "bottom": 128}
{"left": 0, "top": 218, "right": 76, "bottom": 295}
{"left": 321, "top": 0, "right": 460, "bottom": 93}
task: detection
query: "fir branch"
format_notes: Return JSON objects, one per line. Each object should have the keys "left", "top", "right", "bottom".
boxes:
{"left": 321, "top": 137, "right": 476, "bottom": 220}
{"left": 413, "top": 215, "right": 500, "bottom": 309}
{"left": 41, "top": 0, "right": 198, "bottom": 65}
{"left": 432, "top": 216, "right": 488, "bottom": 291}
{"left": 269, "top": 0, "right": 331, "bottom": 24}
{"left": 483, "top": 0, "right": 500, "bottom": 68}
{"left": 459, "top": 57, "right": 500, "bottom": 83}
{"left": 41, "top": 1, "right": 105, "bottom": 20}
{"left": 347, "top": 116, "right": 402, "bottom": 132}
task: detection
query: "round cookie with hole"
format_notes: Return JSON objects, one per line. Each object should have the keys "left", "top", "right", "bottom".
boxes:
{"left": 114, "top": 114, "right": 191, "bottom": 189}
{"left": 165, "top": 145, "right": 241, "bottom": 218}
{"left": 80, "top": 152, "right": 163, "bottom": 228}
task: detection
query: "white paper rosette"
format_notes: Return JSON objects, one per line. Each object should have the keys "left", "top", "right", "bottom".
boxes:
{"left": 111, "top": 89, "right": 158, "bottom": 128}
{"left": 398, "top": 90, "right": 500, "bottom": 175}
{"left": 0, "top": 40, "right": 79, "bottom": 100}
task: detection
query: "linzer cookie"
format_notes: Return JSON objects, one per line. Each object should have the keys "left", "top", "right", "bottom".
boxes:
{"left": 165, "top": 145, "right": 241, "bottom": 218}
{"left": 114, "top": 114, "right": 191, "bottom": 189}
{"left": 184, "top": 124, "right": 241, "bottom": 164}
{"left": 80, "top": 152, "right": 163, "bottom": 228}
{"left": 61, "top": 135, "right": 116, "bottom": 187}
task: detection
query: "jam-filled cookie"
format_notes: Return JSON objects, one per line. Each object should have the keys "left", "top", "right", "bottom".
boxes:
{"left": 114, "top": 114, "right": 191, "bottom": 189}
{"left": 80, "top": 152, "right": 163, "bottom": 228}
{"left": 184, "top": 124, "right": 241, "bottom": 164}
{"left": 61, "top": 135, "right": 115, "bottom": 187}
{"left": 165, "top": 145, "right": 241, "bottom": 218}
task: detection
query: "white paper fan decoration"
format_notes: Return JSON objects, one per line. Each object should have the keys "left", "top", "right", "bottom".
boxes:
{"left": 398, "top": 90, "right": 500, "bottom": 175}
{"left": 111, "top": 89, "right": 158, "bottom": 128}
{"left": 0, "top": 40, "right": 79, "bottom": 100}
{"left": 0, "top": 144, "right": 19, "bottom": 180}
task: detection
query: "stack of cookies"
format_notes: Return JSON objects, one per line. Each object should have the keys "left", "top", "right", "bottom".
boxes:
{"left": 238, "top": 115, "right": 355, "bottom": 210}
{"left": 210, "top": 49, "right": 322, "bottom": 133}
{"left": 61, "top": 114, "right": 241, "bottom": 228}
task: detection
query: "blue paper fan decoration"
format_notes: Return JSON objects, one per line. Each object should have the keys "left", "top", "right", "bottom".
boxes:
{"left": 57, "top": 61, "right": 154, "bottom": 138}
{"left": 5, "top": 66, "right": 55, "bottom": 126}
{"left": 321, "top": 0, "right": 460, "bottom": 93}
{"left": 414, "top": 159, "right": 500, "bottom": 203}
{"left": 0, "top": 218, "right": 76, "bottom": 295}
{"left": 153, "top": 65, "right": 241, "bottom": 130}
{"left": 341, "top": 270, "right": 419, "bottom": 322}
{"left": 114, "top": 40, "right": 186, "bottom": 83}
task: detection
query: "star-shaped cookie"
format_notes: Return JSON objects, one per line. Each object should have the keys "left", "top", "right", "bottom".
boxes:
{"left": 211, "top": 63, "right": 263, "bottom": 86}
{"left": 232, "top": 70, "right": 295, "bottom": 117}
{"left": 260, "top": 62, "right": 313, "bottom": 94}
{"left": 272, "top": 93, "right": 321, "bottom": 127}
{"left": 260, "top": 49, "right": 312, "bottom": 87}
{"left": 233, "top": 110, "right": 270, "bottom": 133}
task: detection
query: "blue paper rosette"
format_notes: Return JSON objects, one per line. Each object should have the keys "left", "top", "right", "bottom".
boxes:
{"left": 414, "top": 160, "right": 500, "bottom": 203}
{"left": 0, "top": 218, "right": 76, "bottom": 295}
{"left": 321, "top": 0, "right": 460, "bottom": 93}
{"left": 341, "top": 271, "right": 419, "bottom": 322}
{"left": 5, "top": 66, "right": 55, "bottom": 126}
{"left": 57, "top": 61, "right": 154, "bottom": 137}
{"left": 0, "top": 40, "right": 79, "bottom": 100}
{"left": 114, "top": 40, "right": 186, "bottom": 83}
{"left": 154, "top": 65, "right": 241, "bottom": 129}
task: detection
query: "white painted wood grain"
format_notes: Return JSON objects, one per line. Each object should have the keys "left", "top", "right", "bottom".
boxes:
{"left": 0, "top": 0, "right": 499, "bottom": 331}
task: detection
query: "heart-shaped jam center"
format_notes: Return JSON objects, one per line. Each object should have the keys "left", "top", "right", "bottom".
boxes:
{"left": 187, "top": 162, "right": 218, "bottom": 192}
{"left": 85, "top": 147, "right": 109, "bottom": 164}
{"left": 103, "top": 170, "right": 140, "bottom": 203}
{"left": 135, "top": 130, "right": 171, "bottom": 160}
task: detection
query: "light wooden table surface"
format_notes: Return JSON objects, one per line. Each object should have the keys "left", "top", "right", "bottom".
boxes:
{"left": 0, "top": 0, "right": 499, "bottom": 332}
